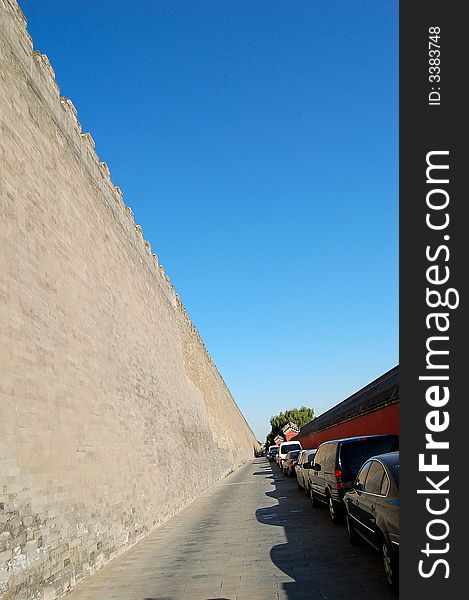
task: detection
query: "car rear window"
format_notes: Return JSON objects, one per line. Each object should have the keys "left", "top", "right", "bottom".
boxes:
{"left": 339, "top": 437, "right": 398, "bottom": 475}
{"left": 281, "top": 443, "right": 301, "bottom": 454}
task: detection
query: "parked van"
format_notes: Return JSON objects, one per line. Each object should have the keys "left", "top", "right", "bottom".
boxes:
{"left": 277, "top": 440, "right": 302, "bottom": 470}
{"left": 305, "top": 434, "right": 399, "bottom": 523}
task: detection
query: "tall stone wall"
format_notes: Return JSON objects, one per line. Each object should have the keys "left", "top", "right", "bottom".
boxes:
{"left": 0, "top": 2, "right": 258, "bottom": 598}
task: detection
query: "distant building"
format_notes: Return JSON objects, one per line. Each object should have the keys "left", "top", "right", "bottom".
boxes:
{"left": 282, "top": 422, "right": 300, "bottom": 442}
{"left": 294, "top": 366, "right": 399, "bottom": 449}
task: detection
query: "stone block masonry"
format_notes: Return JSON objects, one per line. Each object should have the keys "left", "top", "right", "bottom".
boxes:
{"left": 0, "top": 1, "right": 258, "bottom": 598}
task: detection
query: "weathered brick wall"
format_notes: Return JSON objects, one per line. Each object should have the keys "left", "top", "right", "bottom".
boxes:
{"left": 0, "top": 1, "right": 258, "bottom": 598}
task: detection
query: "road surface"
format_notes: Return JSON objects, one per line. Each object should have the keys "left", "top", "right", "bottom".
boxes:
{"left": 66, "top": 458, "right": 394, "bottom": 600}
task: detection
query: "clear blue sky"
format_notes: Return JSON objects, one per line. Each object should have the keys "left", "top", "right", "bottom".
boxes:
{"left": 21, "top": 0, "right": 398, "bottom": 441}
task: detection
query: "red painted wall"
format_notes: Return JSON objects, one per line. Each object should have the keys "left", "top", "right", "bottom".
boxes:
{"left": 297, "top": 403, "right": 399, "bottom": 450}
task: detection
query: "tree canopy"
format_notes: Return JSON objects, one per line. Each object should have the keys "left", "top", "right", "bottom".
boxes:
{"left": 265, "top": 406, "right": 315, "bottom": 448}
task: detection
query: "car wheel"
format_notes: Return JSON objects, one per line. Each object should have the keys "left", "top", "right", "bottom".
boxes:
{"left": 327, "top": 494, "right": 342, "bottom": 524}
{"left": 310, "top": 488, "right": 320, "bottom": 508}
{"left": 346, "top": 514, "right": 360, "bottom": 545}
{"left": 382, "top": 539, "right": 398, "bottom": 594}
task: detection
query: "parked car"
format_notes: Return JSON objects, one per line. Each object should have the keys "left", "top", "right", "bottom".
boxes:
{"left": 267, "top": 446, "right": 279, "bottom": 461}
{"left": 305, "top": 434, "right": 399, "bottom": 523}
{"left": 283, "top": 450, "right": 301, "bottom": 476}
{"left": 296, "top": 449, "right": 317, "bottom": 494}
{"left": 276, "top": 441, "right": 302, "bottom": 470}
{"left": 344, "top": 451, "right": 399, "bottom": 593}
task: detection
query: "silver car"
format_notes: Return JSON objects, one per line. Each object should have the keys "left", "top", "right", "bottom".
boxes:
{"left": 296, "top": 449, "right": 317, "bottom": 494}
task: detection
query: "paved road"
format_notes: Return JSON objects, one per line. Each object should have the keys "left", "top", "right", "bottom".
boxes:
{"left": 67, "top": 458, "right": 394, "bottom": 600}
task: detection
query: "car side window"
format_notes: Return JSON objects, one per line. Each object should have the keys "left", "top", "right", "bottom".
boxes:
{"left": 314, "top": 447, "right": 324, "bottom": 467}
{"left": 365, "top": 461, "right": 386, "bottom": 495}
{"left": 380, "top": 471, "right": 390, "bottom": 496}
{"left": 355, "top": 460, "right": 372, "bottom": 491}
{"left": 322, "top": 444, "right": 334, "bottom": 471}
{"left": 322, "top": 445, "right": 331, "bottom": 470}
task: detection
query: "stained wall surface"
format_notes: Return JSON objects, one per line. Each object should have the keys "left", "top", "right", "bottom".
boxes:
{"left": 0, "top": 2, "right": 258, "bottom": 598}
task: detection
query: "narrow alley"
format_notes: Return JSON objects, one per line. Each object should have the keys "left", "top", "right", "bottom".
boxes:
{"left": 65, "top": 459, "right": 393, "bottom": 600}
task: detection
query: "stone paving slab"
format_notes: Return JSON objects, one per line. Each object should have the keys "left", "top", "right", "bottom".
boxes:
{"left": 65, "top": 459, "right": 394, "bottom": 600}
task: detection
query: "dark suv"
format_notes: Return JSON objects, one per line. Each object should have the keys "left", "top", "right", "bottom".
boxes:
{"left": 305, "top": 434, "right": 399, "bottom": 523}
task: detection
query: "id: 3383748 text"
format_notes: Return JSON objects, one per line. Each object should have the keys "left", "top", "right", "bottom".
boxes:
{"left": 428, "top": 26, "right": 441, "bottom": 106}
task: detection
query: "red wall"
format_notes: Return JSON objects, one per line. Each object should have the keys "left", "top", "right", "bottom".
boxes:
{"left": 297, "top": 403, "right": 399, "bottom": 450}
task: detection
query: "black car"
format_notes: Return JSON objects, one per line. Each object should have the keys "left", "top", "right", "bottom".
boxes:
{"left": 305, "top": 434, "right": 399, "bottom": 523}
{"left": 344, "top": 451, "right": 399, "bottom": 593}
{"left": 267, "top": 447, "right": 278, "bottom": 461}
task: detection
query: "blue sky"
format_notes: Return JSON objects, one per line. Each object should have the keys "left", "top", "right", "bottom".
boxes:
{"left": 21, "top": 0, "right": 398, "bottom": 441}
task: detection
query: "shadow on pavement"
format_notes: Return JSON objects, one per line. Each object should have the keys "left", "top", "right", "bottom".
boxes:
{"left": 255, "top": 459, "right": 395, "bottom": 600}
{"left": 252, "top": 471, "right": 274, "bottom": 477}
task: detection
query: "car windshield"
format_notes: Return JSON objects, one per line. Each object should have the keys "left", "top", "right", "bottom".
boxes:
{"left": 340, "top": 437, "right": 398, "bottom": 475}
{"left": 290, "top": 451, "right": 300, "bottom": 459}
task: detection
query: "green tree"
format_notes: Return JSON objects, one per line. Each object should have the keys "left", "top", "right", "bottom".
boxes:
{"left": 265, "top": 406, "right": 315, "bottom": 448}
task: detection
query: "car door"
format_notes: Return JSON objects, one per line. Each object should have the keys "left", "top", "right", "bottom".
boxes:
{"left": 297, "top": 452, "right": 306, "bottom": 486}
{"left": 346, "top": 460, "right": 372, "bottom": 538}
{"left": 303, "top": 451, "right": 315, "bottom": 489}
{"left": 359, "top": 460, "right": 388, "bottom": 544}
{"left": 310, "top": 446, "right": 325, "bottom": 498}
{"left": 315, "top": 443, "right": 333, "bottom": 500}
{"left": 285, "top": 452, "right": 292, "bottom": 474}
{"left": 322, "top": 443, "right": 335, "bottom": 497}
